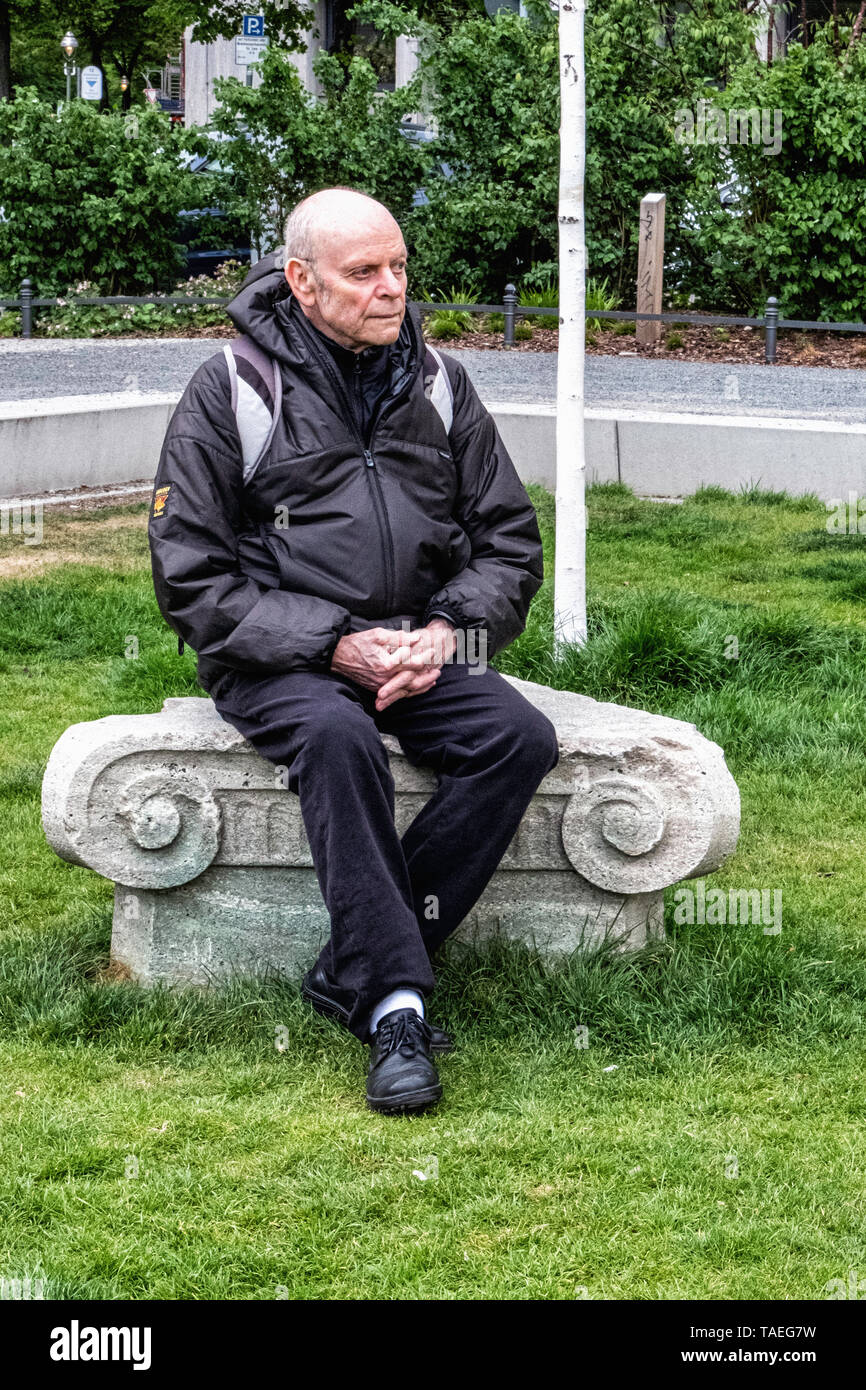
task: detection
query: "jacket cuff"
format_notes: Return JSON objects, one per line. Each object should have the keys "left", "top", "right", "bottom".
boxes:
{"left": 316, "top": 613, "right": 353, "bottom": 670}
{"left": 423, "top": 596, "right": 476, "bottom": 628}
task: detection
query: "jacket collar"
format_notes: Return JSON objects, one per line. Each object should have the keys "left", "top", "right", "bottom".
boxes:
{"left": 225, "top": 250, "right": 423, "bottom": 386}
{"left": 306, "top": 317, "right": 390, "bottom": 376}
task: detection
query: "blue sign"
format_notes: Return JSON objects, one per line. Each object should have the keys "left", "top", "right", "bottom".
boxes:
{"left": 242, "top": 15, "right": 265, "bottom": 36}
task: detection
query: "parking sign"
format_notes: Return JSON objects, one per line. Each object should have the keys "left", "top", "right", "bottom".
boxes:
{"left": 242, "top": 15, "right": 265, "bottom": 36}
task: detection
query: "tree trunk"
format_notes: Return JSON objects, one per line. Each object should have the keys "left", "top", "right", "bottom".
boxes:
{"left": 554, "top": 0, "right": 587, "bottom": 651}
{"left": 92, "top": 50, "right": 110, "bottom": 111}
{"left": 849, "top": 0, "right": 866, "bottom": 51}
{"left": 0, "top": 0, "right": 12, "bottom": 102}
{"left": 328, "top": 1, "right": 356, "bottom": 60}
{"left": 112, "top": 49, "right": 141, "bottom": 110}
{"left": 82, "top": 34, "right": 110, "bottom": 110}
{"left": 767, "top": 4, "right": 775, "bottom": 63}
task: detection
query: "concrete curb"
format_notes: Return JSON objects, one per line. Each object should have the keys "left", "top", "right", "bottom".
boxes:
{"left": 491, "top": 403, "right": 866, "bottom": 498}
{"left": 2, "top": 393, "right": 865, "bottom": 502}
{"left": 0, "top": 393, "right": 178, "bottom": 497}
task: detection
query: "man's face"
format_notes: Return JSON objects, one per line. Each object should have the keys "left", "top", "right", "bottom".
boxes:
{"left": 287, "top": 221, "right": 408, "bottom": 352}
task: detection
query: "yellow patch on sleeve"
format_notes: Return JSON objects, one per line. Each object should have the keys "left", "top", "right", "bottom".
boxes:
{"left": 152, "top": 485, "right": 171, "bottom": 518}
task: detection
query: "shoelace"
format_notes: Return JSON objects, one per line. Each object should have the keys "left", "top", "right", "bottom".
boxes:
{"left": 375, "top": 1011, "right": 433, "bottom": 1057}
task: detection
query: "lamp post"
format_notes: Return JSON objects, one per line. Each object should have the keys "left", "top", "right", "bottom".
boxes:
{"left": 60, "top": 31, "right": 78, "bottom": 104}
{"left": 119, "top": 73, "right": 129, "bottom": 110}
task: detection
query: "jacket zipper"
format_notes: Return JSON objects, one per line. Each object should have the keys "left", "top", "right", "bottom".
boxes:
{"left": 363, "top": 448, "right": 395, "bottom": 612}
{"left": 355, "top": 357, "right": 399, "bottom": 613}
{"left": 297, "top": 314, "right": 415, "bottom": 614}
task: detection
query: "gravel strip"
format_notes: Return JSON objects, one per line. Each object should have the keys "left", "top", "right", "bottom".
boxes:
{"left": 1, "top": 337, "right": 865, "bottom": 421}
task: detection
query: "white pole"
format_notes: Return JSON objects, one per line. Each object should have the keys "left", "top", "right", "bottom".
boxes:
{"left": 554, "top": 0, "right": 588, "bottom": 653}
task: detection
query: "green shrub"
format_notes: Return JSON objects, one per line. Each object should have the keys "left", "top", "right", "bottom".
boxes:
{"left": 422, "top": 281, "right": 479, "bottom": 339}
{"left": 679, "top": 25, "right": 866, "bottom": 317}
{"left": 0, "top": 92, "right": 202, "bottom": 296}
{"left": 31, "top": 262, "right": 246, "bottom": 339}
{"left": 513, "top": 270, "right": 618, "bottom": 334}
{"left": 376, "top": 0, "right": 758, "bottom": 298}
{"left": 665, "top": 331, "right": 685, "bottom": 349}
{"left": 207, "top": 45, "right": 428, "bottom": 255}
{"left": 426, "top": 312, "right": 469, "bottom": 339}
{"left": 520, "top": 276, "right": 558, "bottom": 327}
{"left": 586, "top": 275, "right": 620, "bottom": 332}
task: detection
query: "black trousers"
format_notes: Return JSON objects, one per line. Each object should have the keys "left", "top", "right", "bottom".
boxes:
{"left": 209, "top": 659, "right": 560, "bottom": 1040}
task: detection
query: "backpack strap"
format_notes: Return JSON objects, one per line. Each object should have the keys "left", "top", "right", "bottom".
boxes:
{"left": 223, "top": 335, "right": 282, "bottom": 483}
{"left": 423, "top": 343, "right": 455, "bottom": 438}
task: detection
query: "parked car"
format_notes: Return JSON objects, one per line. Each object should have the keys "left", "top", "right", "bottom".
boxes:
{"left": 175, "top": 206, "right": 253, "bottom": 278}
{"left": 176, "top": 145, "right": 254, "bottom": 276}
{"left": 399, "top": 122, "right": 453, "bottom": 207}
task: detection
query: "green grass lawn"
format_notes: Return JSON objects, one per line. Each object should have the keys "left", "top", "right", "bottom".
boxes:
{"left": 1, "top": 484, "right": 865, "bottom": 1300}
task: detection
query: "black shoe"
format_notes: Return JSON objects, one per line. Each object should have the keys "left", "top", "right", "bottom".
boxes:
{"left": 366, "top": 1009, "right": 443, "bottom": 1114}
{"left": 302, "top": 960, "right": 454, "bottom": 1054}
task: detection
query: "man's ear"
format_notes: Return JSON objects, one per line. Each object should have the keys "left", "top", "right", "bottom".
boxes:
{"left": 285, "top": 257, "right": 316, "bottom": 306}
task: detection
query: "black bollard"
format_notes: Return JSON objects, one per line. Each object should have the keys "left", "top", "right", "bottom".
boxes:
{"left": 764, "top": 296, "right": 778, "bottom": 364}
{"left": 503, "top": 283, "right": 517, "bottom": 347}
{"left": 20, "top": 278, "right": 33, "bottom": 339}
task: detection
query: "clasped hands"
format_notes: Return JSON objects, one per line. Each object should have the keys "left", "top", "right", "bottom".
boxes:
{"left": 330, "top": 618, "right": 458, "bottom": 712}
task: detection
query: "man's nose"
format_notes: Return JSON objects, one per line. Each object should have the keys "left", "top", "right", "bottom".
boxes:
{"left": 377, "top": 267, "right": 405, "bottom": 297}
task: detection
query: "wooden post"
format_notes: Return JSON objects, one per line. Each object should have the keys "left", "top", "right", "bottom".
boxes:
{"left": 636, "top": 192, "right": 666, "bottom": 348}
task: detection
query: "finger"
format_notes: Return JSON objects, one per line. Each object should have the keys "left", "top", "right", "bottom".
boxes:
{"left": 377, "top": 669, "right": 415, "bottom": 701}
{"left": 407, "top": 647, "right": 434, "bottom": 668}
{"left": 379, "top": 663, "right": 438, "bottom": 703}
{"left": 376, "top": 687, "right": 409, "bottom": 711}
{"left": 406, "top": 668, "right": 441, "bottom": 695}
{"left": 377, "top": 666, "right": 440, "bottom": 709}
{"left": 381, "top": 645, "right": 414, "bottom": 670}
{"left": 381, "top": 674, "right": 437, "bottom": 708}
{"left": 379, "top": 627, "right": 423, "bottom": 648}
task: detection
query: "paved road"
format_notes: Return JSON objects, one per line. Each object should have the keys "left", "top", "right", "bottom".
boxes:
{"left": 1, "top": 338, "right": 865, "bottom": 421}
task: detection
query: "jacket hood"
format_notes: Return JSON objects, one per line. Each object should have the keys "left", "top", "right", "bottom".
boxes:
{"left": 225, "top": 249, "right": 424, "bottom": 381}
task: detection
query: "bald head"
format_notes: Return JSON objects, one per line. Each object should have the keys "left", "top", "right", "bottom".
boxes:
{"left": 283, "top": 187, "right": 408, "bottom": 353}
{"left": 284, "top": 188, "right": 401, "bottom": 269}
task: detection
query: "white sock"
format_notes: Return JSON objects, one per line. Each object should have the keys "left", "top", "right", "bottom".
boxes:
{"left": 369, "top": 988, "right": 425, "bottom": 1035}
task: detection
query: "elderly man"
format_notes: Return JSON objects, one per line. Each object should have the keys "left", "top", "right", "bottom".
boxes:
{"left": 149, "top": 187, "right": 559, "bottom": 1115}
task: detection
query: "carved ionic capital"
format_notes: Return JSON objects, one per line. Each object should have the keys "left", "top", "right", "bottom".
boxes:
{"left": 42, "top": 678, "right": 740, "bottom": 903}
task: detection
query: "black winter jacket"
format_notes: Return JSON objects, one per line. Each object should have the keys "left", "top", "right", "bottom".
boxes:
{"left": 148, "top": 254, "right": 544, "bottom": 693}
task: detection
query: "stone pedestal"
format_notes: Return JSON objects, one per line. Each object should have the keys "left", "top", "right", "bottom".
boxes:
{"left": 41, "top": 678, "right": 740, "bottom": 985}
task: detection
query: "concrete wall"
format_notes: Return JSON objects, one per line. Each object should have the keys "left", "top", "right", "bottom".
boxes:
{"left": 0, "top": 394, "right": 178, "bottom": 498}
{"left": 488, "top": 404, "right": 866, "bottom": 500}
{"left": 183, "top": 6, "right": 418, "bottom": 130}
{"left": 183, "top": 2, "right": 328, "bottom": 129}
{"left": 3, "top": 396, "right": 866, "bottom": 504}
